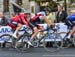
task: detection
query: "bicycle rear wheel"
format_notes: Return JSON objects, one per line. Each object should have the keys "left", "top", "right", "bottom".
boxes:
{"left": 0, "top": 34, "right": 14, "bottom": 48}
{"left": 43, "top": 32, "right": 63, "bottom": 52}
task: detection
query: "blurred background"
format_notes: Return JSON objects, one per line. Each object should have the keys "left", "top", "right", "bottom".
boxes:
{"left": 0, "top": 0, "right": 75, "bottom": 17}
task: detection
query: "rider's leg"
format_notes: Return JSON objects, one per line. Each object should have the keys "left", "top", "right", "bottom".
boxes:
{"left": 27, "top": 27, "right": 39, "bottom": 46}
{"left": 13, "top": 23, "right": 22, "bottom": 38}
{"left": 30, "top": 27, "right": 39, "bottom": 40}
{"left": 31, "top": 25, "right": 44, "bottom": 40}
{"left": 67, "top": 26, "right": 75, "bottom": 38}
{"left": 27, "top": 27, "right": 43, "bottom": 46}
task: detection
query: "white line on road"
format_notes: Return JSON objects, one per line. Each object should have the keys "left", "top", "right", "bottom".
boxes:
{"left": 43, "top": 55, "right": 75, "bottom": 57}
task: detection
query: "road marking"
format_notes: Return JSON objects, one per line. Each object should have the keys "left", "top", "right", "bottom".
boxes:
{"left": 43, "top": 55, "right": 75, "bottom": 57}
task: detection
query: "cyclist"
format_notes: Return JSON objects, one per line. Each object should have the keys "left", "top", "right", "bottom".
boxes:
{"left": 67, "top": 10, "right": 75, "bottom": 38}
{"left": 0, "top": 12, "right": 34, "bottom": 46}
{"left": 27, "top": 10, "right": 54, "bottom": 43}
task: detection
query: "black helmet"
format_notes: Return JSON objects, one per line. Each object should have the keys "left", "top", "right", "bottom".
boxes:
{"left": 44, "top": 7, "right": 51, "bottom": 12}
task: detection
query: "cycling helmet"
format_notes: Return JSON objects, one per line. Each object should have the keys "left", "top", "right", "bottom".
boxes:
{"left": 44, "top": 7, "right": 51, "bottom": 12}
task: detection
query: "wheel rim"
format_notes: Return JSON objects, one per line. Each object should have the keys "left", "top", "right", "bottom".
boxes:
{"left": 43, "top": 33, "right": 62, "bottom": 52}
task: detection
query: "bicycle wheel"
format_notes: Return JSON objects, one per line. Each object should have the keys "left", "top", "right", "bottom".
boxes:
{"left": 0, "top": 34, "right": 13, "bottom": 48}
{"left": 62, "top": 38, "right": 73, "bottom": 49}
{"left": 16, "top": 34, "right": 31, "bottom": 52}
{"left": 72, "top": 35, "right": 75, "bottom": 47}
{"left": 61, "top": 32, "right": 73, "bottom": 49}
{"left": 43, "top": 32, "right": 63, "bottom": 52}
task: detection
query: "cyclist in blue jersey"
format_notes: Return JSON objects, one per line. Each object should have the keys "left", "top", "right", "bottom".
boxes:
{"left": 67, "top": 10, "right": 75, "bottom": 38}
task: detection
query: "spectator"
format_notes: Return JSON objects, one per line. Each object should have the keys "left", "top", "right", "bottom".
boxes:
{"left": 56, "top": 4, "right": 68, "bottom": 23}
{"left": 0, "top": 12, "right": 10, "bottom": 26}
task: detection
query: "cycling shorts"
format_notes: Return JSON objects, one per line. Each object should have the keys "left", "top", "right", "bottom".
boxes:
{"left": 8, "top": 19, "right": 18, "bottom": 30}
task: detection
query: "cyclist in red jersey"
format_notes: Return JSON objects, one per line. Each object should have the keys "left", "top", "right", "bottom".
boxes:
{"left": 9, "top": 13, "right": 29, "bottom": 37}
{"left": 0, "top": 12, "right": 33, "bottom": 46}
{"left": 28, "top": 11, "right": 53, "bottom": 45}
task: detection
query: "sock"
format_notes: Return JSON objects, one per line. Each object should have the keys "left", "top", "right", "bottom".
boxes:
{"left": 67, "top": 35, "right": 71, "bottom": 39}
{"left": 13, "top": 30, "right": 18, "bottom": 35}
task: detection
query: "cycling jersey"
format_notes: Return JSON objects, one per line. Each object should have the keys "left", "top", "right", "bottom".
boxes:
{"left": 12, "top": 15, "right": 19, "bottom": 22}
{"left": 31, "top": 12, "right": 46, "bottom": 21}
{"left": 12, "top": 13, "right": 29, "bottom": 26}
{"left": 67, "top": 14, "right": 75, "bottom": 21}
{"left": 30, "top": 12, "right": 46, "bottom": 29}
{"left": 8, "top": 13, "right": 29, "bottom": 30}
{"left": 67, "top": 14, "right": 75, "bottom": 26}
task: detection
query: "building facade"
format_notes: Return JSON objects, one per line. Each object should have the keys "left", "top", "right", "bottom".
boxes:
{"left": 0, "top": 0, "right": 30, "bottom": 17}
{"left": 0, "top": 0, "right": 75, "bottom": 16}
{"left": 29, "top": 0, "right": 75, "bottom": 14}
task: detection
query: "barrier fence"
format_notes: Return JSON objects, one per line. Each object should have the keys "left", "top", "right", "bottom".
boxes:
{"left": 0, "top": 23, "right": 69, "bottom": 43}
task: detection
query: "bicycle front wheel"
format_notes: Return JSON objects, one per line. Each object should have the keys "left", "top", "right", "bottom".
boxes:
{"left": 43, "top": 32, "right": 63, "bottom": 52}
{"left": 16, "top": 34, "right": 32, "bottom": 52}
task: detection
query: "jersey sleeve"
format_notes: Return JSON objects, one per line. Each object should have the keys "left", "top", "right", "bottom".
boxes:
{"left": 67, "top": 15, "right": 75, "bottom": 21}
{"left": 21, "top": 16, "right": 29, "bottom": 26}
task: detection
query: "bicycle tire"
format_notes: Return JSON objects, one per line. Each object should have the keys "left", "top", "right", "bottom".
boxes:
{"left": 0, "top": 34, "right": 14, "bottom": 48}
{"left": 72, "top": 35, "right": 75, "bottom": 47}
{"left": 59, "top": 32, "right": 72, "bottom": 49}
{"left": 0, "top": 34, "right": 31, "bottom": 52}
{"left": 43, "top": 32, "right": 63, "bottom": 52}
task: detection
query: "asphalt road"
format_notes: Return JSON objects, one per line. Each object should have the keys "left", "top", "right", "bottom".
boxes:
{"left": 0, "top": 47, "right": 75, "bottom": 57}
